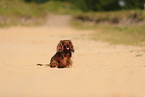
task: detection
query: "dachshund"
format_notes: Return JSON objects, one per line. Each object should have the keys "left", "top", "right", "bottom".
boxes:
{"left": 50, "top": 40, "right": 74, "bottom": 68}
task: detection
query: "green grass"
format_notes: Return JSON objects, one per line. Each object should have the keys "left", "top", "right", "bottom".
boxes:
{"left": 71, "top": 19, "right": 145, "bottom": 46}
{"left": 0, "top": 0, "right": 46, "bottom": 17}
{"left": 0, "top": 0, "right": 81, "bottom": 17}
{"left": 71, "top": 10, "right": 145, "bottom": 47}
{"left": 73, "top": 10, "right": 145, "bottom": 24}
{"left": 40, "top": 1, "right": 82, "bottom": 15}
{"left": 0, "top": 0, "right": 81, "bottom": 27}
{"left": 0, "top": 0, "right": 46, "bottom": 27}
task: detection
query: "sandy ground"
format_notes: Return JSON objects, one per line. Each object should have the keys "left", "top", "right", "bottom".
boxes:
{"left": 0, "top": 15, "right": 145, "bottom": 97}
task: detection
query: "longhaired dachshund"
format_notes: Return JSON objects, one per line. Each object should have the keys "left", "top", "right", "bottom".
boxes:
{"left": 50, "top": 40, "right": 74, "bottom": 68}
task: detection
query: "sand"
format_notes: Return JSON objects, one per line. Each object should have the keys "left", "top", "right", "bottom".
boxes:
{"left": 0, "top": 15, "right": 145, "bottom": 97}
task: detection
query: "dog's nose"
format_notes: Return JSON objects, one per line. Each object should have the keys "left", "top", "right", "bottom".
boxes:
{"left": 67, "top": 45, "right": 69, "bottom": 47}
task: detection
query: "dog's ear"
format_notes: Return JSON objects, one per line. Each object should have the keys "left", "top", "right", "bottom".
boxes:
{"left": 57, "top": 40, "right": 64, "bottom": 52}
{"left": 69, "top": 41, "right": 75, "bottom": 53}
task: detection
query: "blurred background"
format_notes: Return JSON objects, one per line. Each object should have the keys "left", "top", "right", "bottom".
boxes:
{"left": 0, "top": 1, "right": 145, "bottom": 97}
{"left": 0, "top": 0, "right": 145, "bottom": 46}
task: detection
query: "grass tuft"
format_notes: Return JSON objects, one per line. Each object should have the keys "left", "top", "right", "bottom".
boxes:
{"left": 135, "top": 54, "right": 143, "bottom": 57}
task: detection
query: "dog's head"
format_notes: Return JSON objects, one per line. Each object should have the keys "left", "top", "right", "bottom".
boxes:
{"left": 57, "top": 40, "right": 74, "bottom": 53}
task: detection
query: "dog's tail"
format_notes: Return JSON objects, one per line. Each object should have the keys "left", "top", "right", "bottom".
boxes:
{"left": 37, "top": 64, "right": 50, "bottom": 66}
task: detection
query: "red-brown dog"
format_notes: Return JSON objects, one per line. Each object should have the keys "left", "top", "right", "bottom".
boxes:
{"left": 49, "top": 40, "right": 74, "bottom": 68}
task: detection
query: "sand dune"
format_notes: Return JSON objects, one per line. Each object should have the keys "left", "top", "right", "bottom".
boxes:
{"left": 0, "top": 15, "right": 145, "bottom": 97}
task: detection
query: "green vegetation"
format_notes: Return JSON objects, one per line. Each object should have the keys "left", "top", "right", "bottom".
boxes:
{"left": 71, "top": 20, "right": 145, "bottom": 46}
{"left": 40, "top": 1, "right": 81, "bottom": 14}
{"left": 0, "top": 0, "right": 145, "bottom": 47}
{"left": 0, "top": 0, "right": 80, "bottom": 27}
{"left": 23, "top": 0, "right": 145, "bottom": 11}
{"left": 71, "top": 10, "right": 145, "bottom": 46}
{"left": 0, "top": 0, "right": 144, "bottom": 27}
{"left": 0, "top": 0, "right": 80, "bottom": 16}
{"left": 0, "top": 0, "right": 45, "bottom": 27}
{"left": 73, "top": 10, "right": 145, "bottom": 24}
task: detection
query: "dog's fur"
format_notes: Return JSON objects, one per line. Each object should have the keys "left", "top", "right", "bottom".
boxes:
{"left": 50, "top": 40, "right": 74, "bottom": 68}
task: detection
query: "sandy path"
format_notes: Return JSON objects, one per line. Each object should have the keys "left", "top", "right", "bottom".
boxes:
{"left": 0, "top": 15, "right": 145, "bottom": 97}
